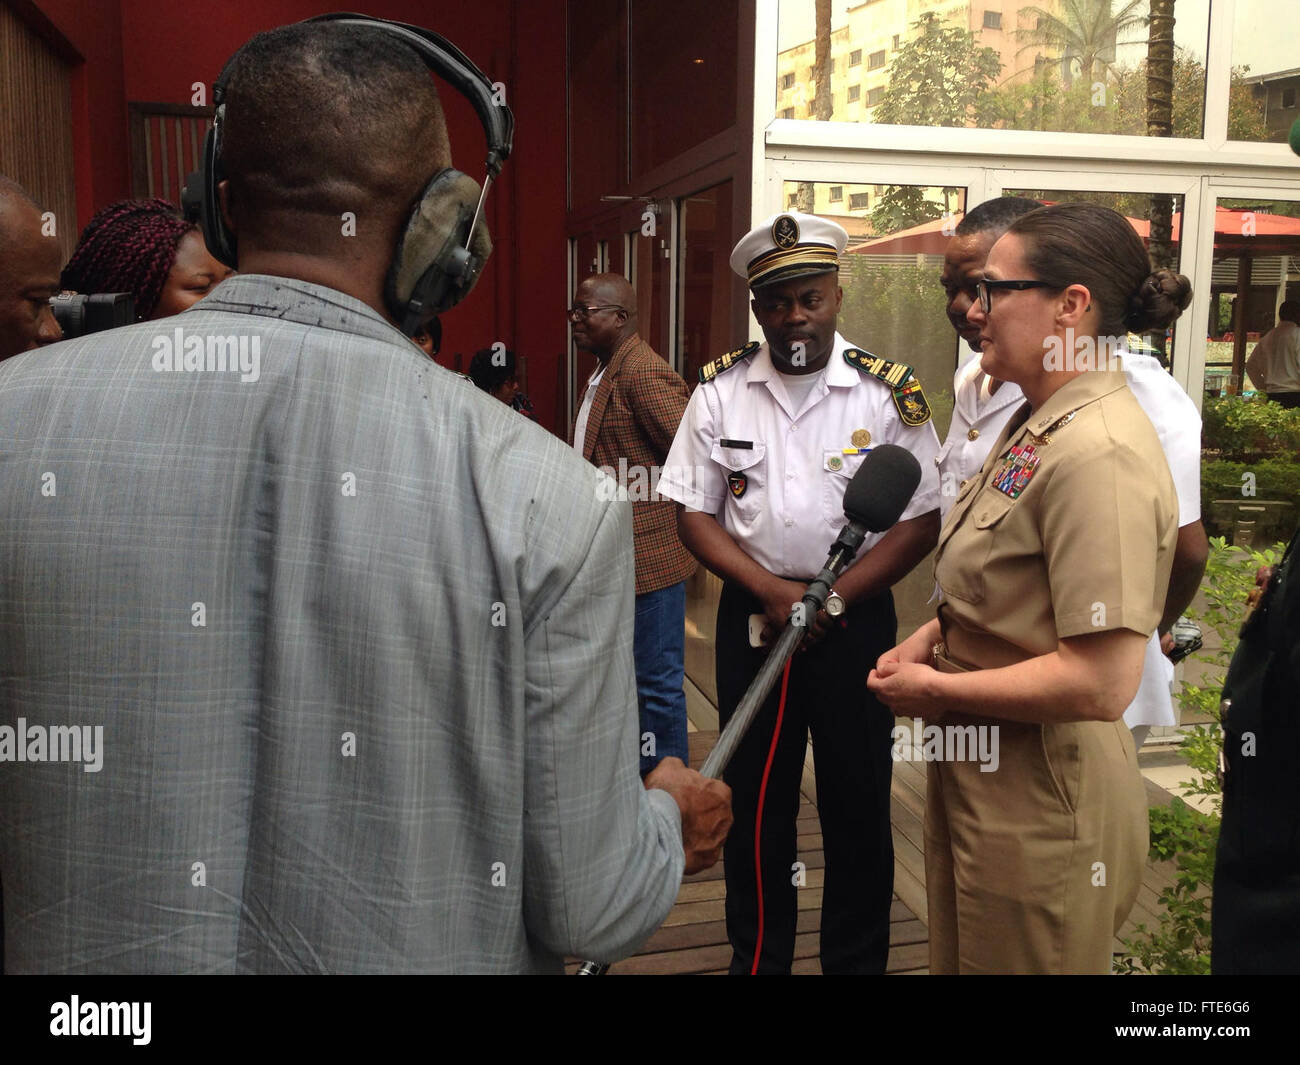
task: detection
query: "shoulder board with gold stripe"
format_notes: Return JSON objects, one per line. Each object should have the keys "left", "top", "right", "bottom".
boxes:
{"left": 843, "top": 347, "right": 931, "bottom": 426}
{"left": 699, "top": 341, "right": 759, "bottom": 384}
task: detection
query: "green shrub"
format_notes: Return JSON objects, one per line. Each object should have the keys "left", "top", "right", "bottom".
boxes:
{"left": 1201, "top": 457, "right": 1300, "bottom": 537}
{"left": 1201, "top": 396, "right": 1300, "bottom": 462}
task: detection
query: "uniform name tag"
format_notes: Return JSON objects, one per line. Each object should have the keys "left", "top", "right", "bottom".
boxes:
{"left": 719, "top": 438, "right": 753, "bottom": 450}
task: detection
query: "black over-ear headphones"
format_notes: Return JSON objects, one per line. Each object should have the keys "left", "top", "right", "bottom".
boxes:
{"left": 187, "top": 11, "right": 514, "bottom": 336}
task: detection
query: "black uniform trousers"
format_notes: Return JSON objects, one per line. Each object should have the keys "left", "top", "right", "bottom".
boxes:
{"left": 716, "top": 579, "right": 897, "bottom": 975}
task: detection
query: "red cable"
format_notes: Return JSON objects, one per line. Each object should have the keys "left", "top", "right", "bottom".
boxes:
{"left": 750, "top": 657, "right": 793, "bottom": 976}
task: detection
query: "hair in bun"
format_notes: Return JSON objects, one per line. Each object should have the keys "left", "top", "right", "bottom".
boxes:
{"left": 1005, "top": 203, "right": 1195, "bottom": 338}
{"left": 1124, "top": 269, "right": 1193, "bottom": 332}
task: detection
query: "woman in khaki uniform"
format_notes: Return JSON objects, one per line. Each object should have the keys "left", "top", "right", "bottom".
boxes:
{"left": 868, "top": 203, "right": 1192, "bottom": 974}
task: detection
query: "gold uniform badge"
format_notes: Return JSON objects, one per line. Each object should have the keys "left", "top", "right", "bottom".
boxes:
{"left": 771, "top": 215, "right": 800, "bottom": 249}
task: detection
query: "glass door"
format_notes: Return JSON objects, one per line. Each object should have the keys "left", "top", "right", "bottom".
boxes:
{"left": 1192, "top": 182, "right": 1300, "bottom": 556}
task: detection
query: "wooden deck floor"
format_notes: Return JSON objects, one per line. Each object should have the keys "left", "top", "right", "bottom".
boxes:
{"left": 568, "top": 721, "right": 1182, "bottom": 975}
{"left": 566, "top": 729, "right": 930, "bottom": 975}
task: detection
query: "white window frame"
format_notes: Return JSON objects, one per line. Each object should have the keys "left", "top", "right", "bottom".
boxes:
{"left": 755, "top": 0, "right": 1297, "bottom": 167}
{"left": 751, "top": 0, "right": 1300, "bottom": 405}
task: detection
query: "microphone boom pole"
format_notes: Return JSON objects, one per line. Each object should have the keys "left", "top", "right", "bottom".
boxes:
{"left": 575, "top": 532, "right": 862, "bottom": 977}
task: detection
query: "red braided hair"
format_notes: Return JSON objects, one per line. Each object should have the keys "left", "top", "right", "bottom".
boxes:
{"left": 61, "top": 198, "right": 196, "bottom": 321}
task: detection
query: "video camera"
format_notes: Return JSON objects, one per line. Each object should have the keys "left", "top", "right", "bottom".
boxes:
{"left": 50, "top": 292, "right": 136, "bottom": 339}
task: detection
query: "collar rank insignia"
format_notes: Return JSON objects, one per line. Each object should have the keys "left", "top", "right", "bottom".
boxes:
{"left": 700, "top": 340, "right": 759, "bottom": 384}
{"left": 843, "top": 348, "right": 932, "bottom": 426}
{"left": 727, "top": 472, "right": 748, "bottom": 498}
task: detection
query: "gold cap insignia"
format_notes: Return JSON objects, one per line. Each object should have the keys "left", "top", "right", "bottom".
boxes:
{"left": 771, "top": 214, "right": 799, "bottom": 250}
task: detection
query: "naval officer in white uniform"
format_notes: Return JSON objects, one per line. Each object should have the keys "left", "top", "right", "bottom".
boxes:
{"left": 658, "top": 211, "right": 941, "bottom": 973}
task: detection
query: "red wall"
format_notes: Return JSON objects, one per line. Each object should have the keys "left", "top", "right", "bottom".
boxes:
{"left": 24, "top": 0, "right": 130, "bottom": 230}
{"left": 29, "top": 0, "right": 568, "bottom": 433}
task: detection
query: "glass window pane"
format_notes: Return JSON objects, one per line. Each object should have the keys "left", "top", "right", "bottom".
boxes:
{"left": 568, "top": 0, "right": 623, "bottom": 210}
{"left": 1203, "top": 196, "right": 1300, "bottom": 397}
{"left": 1200, "top": 194, "right": 1300, "bottom": 577}
{"left": 631, "top": 0, "right": 738, "bottom": 175}
{"left": 679, "top": 181, "right": 734, "bottom": 387}
{"left": 1230, "top": 0, "right": 1298, "bottom": 143}
{"left": 631, "top": 220, "right": 670, "bottom": 357}
{"left": 774, "top": 1, "right": 1210, "bottom": 138}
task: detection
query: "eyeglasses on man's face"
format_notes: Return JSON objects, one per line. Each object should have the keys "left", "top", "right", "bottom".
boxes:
{"left": 975, "top": 278, "right": 1055, "bottom": 315}
{"left": 566, "top": 304, "right": 625, "bottom": 321}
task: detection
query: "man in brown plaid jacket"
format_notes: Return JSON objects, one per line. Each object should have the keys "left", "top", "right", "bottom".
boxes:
{"left": 570, "top": 273, "right": 697, "bottom": 775}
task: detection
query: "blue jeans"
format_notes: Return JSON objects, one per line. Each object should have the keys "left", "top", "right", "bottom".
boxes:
{"left": 634, "top": 581, "right": 689, "bottom": 776}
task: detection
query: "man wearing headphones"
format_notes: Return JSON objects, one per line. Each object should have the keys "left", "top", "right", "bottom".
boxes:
{"left": 0, "top": 18, "right": 729, "bottom": 974}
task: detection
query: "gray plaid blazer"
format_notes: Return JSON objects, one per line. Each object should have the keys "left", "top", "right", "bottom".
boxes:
{"left": 0, "top": 275, "right": 682, "bottom": 973}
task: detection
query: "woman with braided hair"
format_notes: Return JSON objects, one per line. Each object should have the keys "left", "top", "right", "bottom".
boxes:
{"left": 61, "top": 198, "right": 233, "bottom": 321}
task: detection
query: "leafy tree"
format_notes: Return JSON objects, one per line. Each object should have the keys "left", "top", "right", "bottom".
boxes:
{"left": 991, "top": 50, "right": 1271, "bottom": 143}
{"left": 1015, "top": 0, "right": 1148, "bottom": 88}
{"left": 1223, "top": 67, "right": 1273, "bottom": 142}
{"left": 873, "top": 13, "right": 1002, "bottom": 128}
{"left": 869, "top": 186, "right": 942, "bottom": 236}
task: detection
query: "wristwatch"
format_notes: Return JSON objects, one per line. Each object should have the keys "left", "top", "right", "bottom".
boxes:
{"left": 825, "top": 589, "right": 846, "bottom": 617}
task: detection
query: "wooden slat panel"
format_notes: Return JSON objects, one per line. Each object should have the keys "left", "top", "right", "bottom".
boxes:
{"left": 0, "top": 2, "right": 77, "bottom": 259}
{"left": 157, "top": 113, "right": 169, "bottom": 203}
{"left": 126, "top": 103, "right": 211, "bottom": 208}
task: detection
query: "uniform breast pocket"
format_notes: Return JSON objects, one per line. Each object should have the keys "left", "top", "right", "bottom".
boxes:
{"left": 935, "top": 486, "right": 1015, "bottom": 605}
{"left": 821, "top": 448, "right": 868, "bottom": 528}
{"left": 710, "top": 439, "right": 767, "bottom": 523}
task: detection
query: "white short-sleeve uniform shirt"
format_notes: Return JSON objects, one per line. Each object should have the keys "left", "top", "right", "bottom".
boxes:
{"left": 658, "top": 332, "right": 942, "bottom": 580}
{"left": 1121, "top": 348, "right": 1202, "bottom": 729}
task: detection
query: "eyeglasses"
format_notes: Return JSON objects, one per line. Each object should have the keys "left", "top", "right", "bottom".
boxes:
{"left": 975, "top": 279, "right": 1055, "bottom": 315}
{"left": 567, "top": 304, "right": 625, "bottom": 320}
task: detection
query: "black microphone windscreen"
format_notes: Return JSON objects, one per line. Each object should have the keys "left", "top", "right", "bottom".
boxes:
{"left": 843, "top": 443, "right": 922, "bottom": 532}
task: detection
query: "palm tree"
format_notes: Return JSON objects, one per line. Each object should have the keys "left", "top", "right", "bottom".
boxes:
{"left": 1147, "top": 0, "right": 1177, "bottom": 281}
{"left": 1016, "top": 0, "right": 1149, "bottom": 88}
{"left": 795, "top": 0, "right": 832, "bottom": 213}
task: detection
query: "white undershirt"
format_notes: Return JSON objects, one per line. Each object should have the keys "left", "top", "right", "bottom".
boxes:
{"left": 775, "top": 368, "right": 824, "bottom": 415}
{"left": 572, "top": 365, "right": 606, "bottom": 456}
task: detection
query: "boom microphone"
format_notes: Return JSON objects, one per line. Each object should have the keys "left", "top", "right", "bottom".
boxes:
{"left": 808, "top": 443, "right": 923, "bottom": 589}
{"left": 844, "top": 443, "right": 922, "bottom": 532}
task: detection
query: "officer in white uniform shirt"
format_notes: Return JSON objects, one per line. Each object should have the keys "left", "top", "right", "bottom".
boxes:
{"left": 1118, "top": 340, "right": 1208, "bottom": 746}
{"left": 659, "top": 212, "right": 941, "bottom": 974}
{"left": 935, "top": 197, "right": 1040, "bottom": 517}
{"left": 936, "top": 356, "right": 1025, "bottom": 518}
{"left": 934, "top": 197, "right": 1207, "bottom": 747}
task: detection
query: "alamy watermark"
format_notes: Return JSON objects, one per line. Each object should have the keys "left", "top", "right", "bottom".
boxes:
{"left": 593, "top": 460, "right": 711, "bottom": 503}
{"left": 151, "top": 327, "right": 261, "bottom": 383}
{"left": 891, "top": 719, "right": 999, "bottom": 772}
{"left": 1042, "top": 329, "right": 1128, "bottom": 373}
{"left": 0, "top": 718, "right": 103, "bottom": 772}
{"left": 50, "top": 996, "right": 150, "bottom": 1045}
